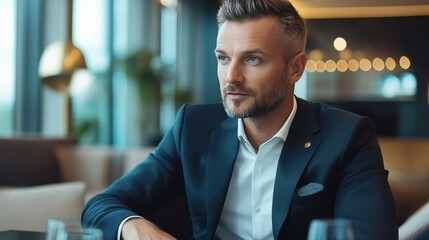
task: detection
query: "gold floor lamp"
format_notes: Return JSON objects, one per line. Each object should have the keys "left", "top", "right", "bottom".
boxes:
{"left": 38, "top": 0, "right": 86, "bottom": 136}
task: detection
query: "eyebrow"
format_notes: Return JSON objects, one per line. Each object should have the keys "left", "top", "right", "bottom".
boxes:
{"left": 214, "top": 48, "right": 266, "bottom": 55}
{"left": 214, "top": 48, "right": 225, "bottom": 55}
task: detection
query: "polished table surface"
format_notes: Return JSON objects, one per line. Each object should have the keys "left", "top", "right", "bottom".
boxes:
{"left": 0, "top": 230, "right": 46, "bottom": 240}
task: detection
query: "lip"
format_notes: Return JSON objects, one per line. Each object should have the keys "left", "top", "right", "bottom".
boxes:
{"left": 227, "top": 92, "right": 249, "bottom": 100}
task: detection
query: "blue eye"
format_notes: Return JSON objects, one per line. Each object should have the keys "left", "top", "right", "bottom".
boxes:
{"left": 218, "top": 55, "right": 228, "bottom": 62}
{"left": 249, "top": 57, "right": 257, "bottom": 62}
{"left": 247, "top": 56, "right": 261, "bottom": 63}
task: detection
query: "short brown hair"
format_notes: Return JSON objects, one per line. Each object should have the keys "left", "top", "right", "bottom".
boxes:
{"left": 217, "top": 0, "right": 307, "bottom": 59}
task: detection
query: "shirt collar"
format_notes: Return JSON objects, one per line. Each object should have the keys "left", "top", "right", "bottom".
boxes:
{"left": 237, "top": 96, "right": 297, "bottom": 143}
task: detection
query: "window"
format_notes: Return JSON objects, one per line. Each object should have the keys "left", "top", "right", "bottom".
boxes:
{"left": 68, "top": 0, "right": 185, "bottom": 145}
{"left": 0, "top": 0, "right": 16, "bottom": 134}
{"left": 72, "top": 0, "right": 110, "bottom": 144}
{"left": 160, "top": 0, "right": 178, "bottom": 134}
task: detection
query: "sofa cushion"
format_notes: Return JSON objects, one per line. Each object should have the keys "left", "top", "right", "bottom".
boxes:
{"left": 55, "top": 145, "right": 116, "bottom": 190}
{"left": 0, "top": 137, "right": 76, "bottom": 186}
{"left": 0, "top": 181, "right": 85, "bottom": 232}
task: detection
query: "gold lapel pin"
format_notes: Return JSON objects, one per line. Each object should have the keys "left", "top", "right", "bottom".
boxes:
{"left": 304, "top": 141, "right": 312, "bottom": 149}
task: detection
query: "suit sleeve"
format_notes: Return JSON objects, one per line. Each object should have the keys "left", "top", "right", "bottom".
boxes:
{"left": 334, "top": 116, "right": 398, "bottom": 240}
{"left": 81, "top": 105, "right": 189, "bottom": 240}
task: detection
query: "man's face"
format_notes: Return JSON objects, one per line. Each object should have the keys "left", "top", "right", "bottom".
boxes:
{"left": 215, "top": 16, "right": 291, "bottom": 118}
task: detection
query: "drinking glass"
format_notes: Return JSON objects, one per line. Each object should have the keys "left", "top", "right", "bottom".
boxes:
{"left": 307, "top": 218, "right": 354, "bottom": 240}
{"left": 46, "top": 219, "right": 103, "bottom": 240}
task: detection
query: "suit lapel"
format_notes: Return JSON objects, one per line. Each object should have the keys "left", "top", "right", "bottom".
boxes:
{"left": 272, "top": 98, "right": 322, "bottom": 239}
{"left": 205, "top": 119, "right": 239, "bottom": 238}
{"left": 202, "top": 98, "right": 321, "bottom": 238}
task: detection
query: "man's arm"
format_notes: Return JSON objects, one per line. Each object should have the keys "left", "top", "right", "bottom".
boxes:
{"left": 334, "top": 116, "right": 398, "bottom": 240}
{"left": 81, "top": 106, "right": 188, "bottom": 240}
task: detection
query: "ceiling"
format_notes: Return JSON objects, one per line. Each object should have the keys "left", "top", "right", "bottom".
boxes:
{"left": 289, "top": 0, "right": 429, "bottom": 19}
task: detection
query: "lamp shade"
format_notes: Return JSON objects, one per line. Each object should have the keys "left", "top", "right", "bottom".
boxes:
{"left": 39, "top": 40, "right": 87, "bottom": 93}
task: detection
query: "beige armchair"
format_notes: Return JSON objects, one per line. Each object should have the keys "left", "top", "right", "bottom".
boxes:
{"left": 54, "top": 145, "right": 156, "bottom": 202}
{"left": 0, "top": 137, "right": 84, "bottom": 232}
{"left": 378, "top": 137, "right": 429, "bottom": 224}
{"left": 0, "top": 181, "right": 85, "bottom": 232}
{"left": 0, "top": 137, "right": 156, "bottom": 232}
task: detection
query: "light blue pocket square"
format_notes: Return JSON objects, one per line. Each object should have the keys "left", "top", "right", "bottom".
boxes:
{"left": 296, "top": 183, "right": 324, "bottom": 197}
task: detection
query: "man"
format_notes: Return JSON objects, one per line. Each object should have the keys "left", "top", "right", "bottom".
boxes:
{"left": 82, "top": 0, "right": 398, "bottom": 239}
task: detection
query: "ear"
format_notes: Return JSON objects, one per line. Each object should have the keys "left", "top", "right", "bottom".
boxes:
{"left": 288, "top": 52, "right": 307, "bottom": 85}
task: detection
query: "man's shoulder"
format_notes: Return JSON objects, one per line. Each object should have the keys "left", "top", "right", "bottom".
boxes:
{"left": 296, "top": 98, "right": 377, "bottom": 140}
{"left": 299, "top": 98, "right": 364, "bottom": 121}
{"left": 296, "top": 98, "right": 373, "bottom": 132}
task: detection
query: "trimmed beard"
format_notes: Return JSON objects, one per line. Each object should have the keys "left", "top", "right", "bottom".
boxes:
{"left": 221, "top": 84, "right": 286, "bottom": 118}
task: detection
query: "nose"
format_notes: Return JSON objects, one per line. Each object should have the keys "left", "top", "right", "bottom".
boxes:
{"left": 223, "top": 60, "right": 244, "bottom": 84}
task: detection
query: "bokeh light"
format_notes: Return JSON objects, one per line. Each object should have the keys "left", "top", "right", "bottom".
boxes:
{"left": 325, "top": 60, "right": 337, "bottom": 72}
{"left": 382, "top": 74, "right": 401, "bottom": 98}
{"left": 337, "top": 59, "right": 348, "bottom": 72}
{"left": 333, "top": 37, "right": 347, "bottom": 51}
{"left": 373, "top": 58, "right": 385, "bottom": 71}
{"left": 385, "top": 57, "right": 396, "bottom": 71}
{"left": 306, "top": 60, "right": 316, "bottom": 73}
{"left": 339, "top": 49, "right": 352, "bottom": 60}
{"left": 399, "top": 56, "right": 411, "bottom": 70}
{"left": 401, "top": 72, "right": 417, "bottom": 94}
{"left": 308, "top": 49, "right": 324, "bottom": 61}
{"left": 359, "top": 58, "right": 372, "bottom": 71}
{"left": 348, "top": 59, "right": 359, "bottom": 72}
{"left": 316, "top": 60, "right": 326, "bottom": 73}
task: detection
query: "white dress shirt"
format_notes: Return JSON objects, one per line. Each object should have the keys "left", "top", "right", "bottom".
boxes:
{"left": 118, "top": 98, "right": 297, "bottom": 240}
{"left": 215, "top": 97, "right": 297, "bottom": 240}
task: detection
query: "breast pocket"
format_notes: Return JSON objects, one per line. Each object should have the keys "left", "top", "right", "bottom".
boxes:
{"left": 291, "top": 183, "right": 336, "bottom": 208}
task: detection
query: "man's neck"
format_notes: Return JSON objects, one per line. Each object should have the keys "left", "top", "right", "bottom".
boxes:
{"left": 242, "top": 96, "right": 294, "bottom": 152}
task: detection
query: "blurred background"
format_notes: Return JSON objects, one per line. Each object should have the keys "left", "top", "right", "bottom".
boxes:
{"left": 1, "top": 0, "right": 429, "bottom": 146}
{"left": 1, "top": 1, "right": 429, "bottom": 235}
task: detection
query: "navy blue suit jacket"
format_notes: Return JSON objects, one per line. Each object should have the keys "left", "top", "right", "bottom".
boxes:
{"left": 82, "top": 98, "right": 398, "bottom": 240}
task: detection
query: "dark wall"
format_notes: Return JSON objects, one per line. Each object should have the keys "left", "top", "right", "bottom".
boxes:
{"left": 306, "top": 16, "right": 429, "bottom": 137}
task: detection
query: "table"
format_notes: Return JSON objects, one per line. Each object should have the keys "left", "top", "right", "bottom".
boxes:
{"left": 0, "top": 230, "right": 46, "bottom": 240}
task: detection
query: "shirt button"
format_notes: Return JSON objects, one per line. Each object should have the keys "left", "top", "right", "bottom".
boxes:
{"left": 255, "top": 207, "right": 261, "bottom": 213}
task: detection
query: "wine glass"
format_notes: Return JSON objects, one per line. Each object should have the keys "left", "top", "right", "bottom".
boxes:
{"left": 307, "top": 218, "right": 354, "bottom": 240}
{"left": 46, "top": 219, "right": 103, "bottom": 240}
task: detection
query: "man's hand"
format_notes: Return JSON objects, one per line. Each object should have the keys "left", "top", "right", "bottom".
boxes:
{"left": 121, "top": 218, "right": 176, "bottom": 240}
